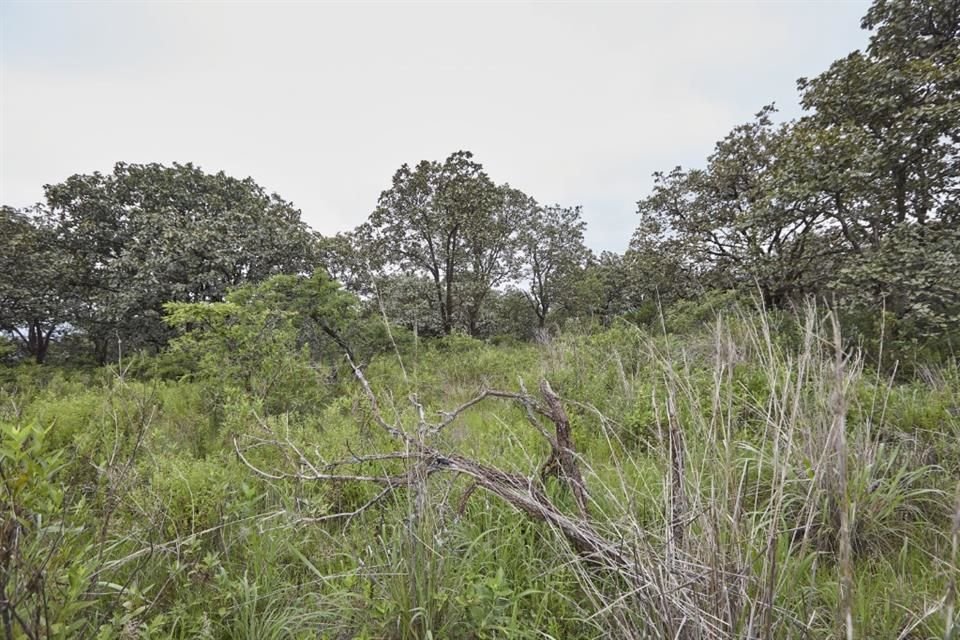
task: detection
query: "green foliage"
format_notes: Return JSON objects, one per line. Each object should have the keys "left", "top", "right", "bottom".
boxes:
{"left": 840, "top": 223, "right": 960, "bottom": 347}
{"left": 516, "top": 204, "right": 591, "bottom": 329}
{"left": 662, "top": 289, "right": 743, "bottom": 334}
{"left": 636, "top": 106, "right": 833, "bottom": 305}
{"left": 143, "top": 453, "right": 244, "bottom": 537}
{"left": 1, "top": 302, "right": 958, "bottom": 638}
{"left": 358, "top": 151, "right": 507, "bottom": 335}
{"left": 6, "top": 162, "right": 319, "bottom": 364}
{"left": 632, "top": 0, "right": 960, "bottom": 360}
{"left": 353, "top": 150, "right": 592, "bottom": 339}
{"left": 0, "top": 207, "right": 71, "bottom": 364}
{"left": 0, "top": 421, "right": 96, "bottom": 637}
{"left": 164, "top": 270, "right": 367, "bottom": 415}
{"left": 485, "top": 288, "right": 540, "bottom": 341}
{"left": 0, "top": 338, "right": 15, "bottom": 363}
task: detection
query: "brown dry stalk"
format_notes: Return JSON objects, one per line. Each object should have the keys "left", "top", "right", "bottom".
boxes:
{"left": 665, "top": 381, "right": 687, "bottom": 554}
{"left": 946, "top": 481, "right": 960, "bottom": 640}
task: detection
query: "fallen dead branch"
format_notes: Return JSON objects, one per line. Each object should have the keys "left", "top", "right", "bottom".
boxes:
{"left": 234, "top": 357, "right": 652, "bottom": 584}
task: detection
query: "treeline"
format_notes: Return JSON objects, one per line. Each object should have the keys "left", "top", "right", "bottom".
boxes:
{"left": 2, "top": 0, "right": 958, "bottom": 365}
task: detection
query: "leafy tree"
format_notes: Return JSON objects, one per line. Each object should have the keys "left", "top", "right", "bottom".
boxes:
{"left": 0, "top": 207, "right": 73, "bottom": 363}
{"left": 318, "top": 231, "right": 373, "bottom": 295}
{"left": 165, "top": 271, "right": 363, "bottom": 414}
{"left": 362, "top": 151, "right": 524, "bottom": 336}
{"left": 575, "top": 251, "right": 650, "bottom": 325}
{"left": 459, "top": 186, "right": 529, "bottom": 336}
{"left": 368, "top": 273, "right": 446, "bottom": 337}
{"left": 625, "top": 216, "right": 700, "bottom": 311}
{"left": 517, "top": 204, "right": 590, "bottom": 328}
{"left": 42, "top": 162, "right": 319, "bottom": 361}
{"left": 636, "top": 109, "right": 823, "bottom": 306}
{"left": 796, "top": 1, "right": 958, "bottom": 242}
{"left": 840, "top": 222, "right": 960, "bottom": 345}
{"left": 317, "top": 233, "right": 440, "bottom": 336}
{"left": 789, "top": 0, "right": 959, "bottom": 338}
{"left": 635, "top": 0, "right": 959, "bottom": 341}
{"left": 486, "top": 288, "right": 540, "bottom": 340}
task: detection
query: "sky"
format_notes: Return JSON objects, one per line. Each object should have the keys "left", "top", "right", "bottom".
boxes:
{"left": 1, "top": 0, "right": 871, "bottom": 252}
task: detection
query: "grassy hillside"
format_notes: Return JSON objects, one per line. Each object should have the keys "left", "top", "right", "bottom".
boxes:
{"left": 1, "top": 308, "right": 958, "bottom": 639}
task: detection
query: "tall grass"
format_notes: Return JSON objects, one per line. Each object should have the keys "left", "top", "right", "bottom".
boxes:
{"left": 499, "top": 307, "right": 953, "bottom": 638}
{"left": 1, "top": 306, "right": 955, "bottom": 638}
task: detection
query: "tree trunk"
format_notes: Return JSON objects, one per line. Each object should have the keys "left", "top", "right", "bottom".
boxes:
{"left": 537, "top": 302, "right": 548, "bottom": 329}
{"left": 94, "top": 336, "right": 110, "bottom": 366}
{"left": 444, "top": 277, "right": 454, "bottom": 335}
{"left": 467, "top": 309, "right": 480, "bottom": 337}
{"left": 27, "top": 320, "right": 50, "bottom": 364}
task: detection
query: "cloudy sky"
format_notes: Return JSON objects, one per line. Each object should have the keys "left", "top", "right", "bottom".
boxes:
{"left": 1, "top": 1, "right": 870, "bottom": 251}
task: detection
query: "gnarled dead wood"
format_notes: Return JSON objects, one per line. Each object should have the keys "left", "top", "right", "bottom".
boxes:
{"left": 234, "top": 355, "right": 654, "bottom": 593}
{"left": 538, "top": 379, "right": 590, "bottom": 519}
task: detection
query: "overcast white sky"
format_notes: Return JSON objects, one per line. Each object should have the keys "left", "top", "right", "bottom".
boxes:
{"left": 1, "top": 1, "right": 870, "bottom": 251}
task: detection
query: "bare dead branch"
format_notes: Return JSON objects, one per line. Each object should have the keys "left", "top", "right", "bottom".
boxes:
{"left": 323, "top": 451, "right": 418, "bottom": 469}
{"left": 234, "top": 436, "right": 415, "bottom": 486}
{"left": 235, "top": 353, "right": 660, "bottom": 599}
{"left": 455, "top": 481, "right": 480, "bottom": 517}
{"left": 347, "top": 356, "right": 413, "bottom": 444}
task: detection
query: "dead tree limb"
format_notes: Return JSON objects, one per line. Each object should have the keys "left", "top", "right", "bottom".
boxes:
{"left": 234, "top": 356, "right": 656, "bottom": 593}
{"left": 538, "top": 379, "right": 590, "bottom": 519}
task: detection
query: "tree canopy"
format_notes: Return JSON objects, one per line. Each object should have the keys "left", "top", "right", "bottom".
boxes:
{"left": 633, "top": 0, "right": 960, "bottom": 341}
{"left": 3, "top": 163, "right": 318, "bottom": 362}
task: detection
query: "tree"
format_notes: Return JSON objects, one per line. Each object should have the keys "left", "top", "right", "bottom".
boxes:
{"left": 635, "top": 107, "right": 832, "bottom": 306}
{"left": 318, "top": 231, "right": 374, "bottom": 295}
{"left": 363, "top": 151, "right": 524, "bottom": 336}
{"left": 517, "top": 204, "right": 590, "bottom": 329}
{"left": 795, "top": 0, "right": 959, "bottom": 249}
{"left": 370, "top": 274, "right": 446, "bottom": 337}
{"left": 625, "top": 213, "right": 700, "bottom": 311}
{"left": 634, "top": 0, "right": 960, "bottom": 324}
{"left": 485, "top": 288, "right": 540, "bottom": 340}
{"left": 165, "top": 270, "right": 363, "bottom": 414}
{"left": 839, "top": 222, "right": 960, "bottom": 340}
{"left": 459, "top": 186, "right": 529, "bottom": 336}
{"left": 41, "top": 162, "right": 319, "bottom": 361}
{"left": 633, "top": 0, "right": 960, "bottom": 342}
{"left": 792, "top": 0, "right": 960, "bottom": 335}
{"left": 0, "top": 207, "right": 72, "bottom": 363}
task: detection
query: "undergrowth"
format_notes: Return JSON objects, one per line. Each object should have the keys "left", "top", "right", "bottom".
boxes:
{"left": 0, "top": 308, "right": 958, "bottom": 638}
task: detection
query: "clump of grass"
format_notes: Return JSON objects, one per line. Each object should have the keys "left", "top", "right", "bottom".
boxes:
{"left": 510, "top": 306, "right": 953, "bottom": 639}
